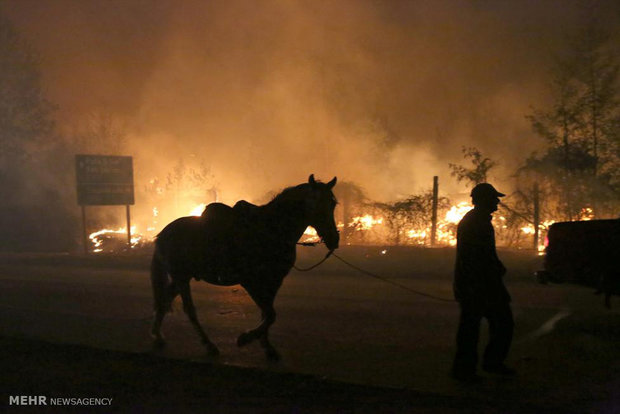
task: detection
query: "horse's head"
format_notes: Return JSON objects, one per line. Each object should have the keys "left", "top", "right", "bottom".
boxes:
{"left": 306, "top": 174, "right": 339, "bottom": 251}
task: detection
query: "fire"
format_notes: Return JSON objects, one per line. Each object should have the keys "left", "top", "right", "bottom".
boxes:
{"left": 189, "top": 203, "right": 207, "bottom": 216}
{"left": 579, "top": 207, "right": 594, "bottom": 221}
{"left": 88, "top": 202, "right": 208, "bottom": 253}
{"left": 87, "top": 196, "right": 569, "bottom": 253}
{"left": 301, "top": 226, "right": 319, "bottom": 243}
{"left": 350, "top": 215, "right": 384, "bottom": 231}
{"left": 345, "top": 204, "right": 472, "bottom": 247}
{"left": 407, "top": 229, "right": 427, "bottom": 245}
{"left": 89, "top": 227, "right": 141, "bottom": 253}
{"left": 299, "top": 222, "right": 346, "bottom": 245}
{"left": 444, "top": 202, "right": 473, "bottom": 224}
{"left": 521, "top": 226, "right": 535, "bottom": 235}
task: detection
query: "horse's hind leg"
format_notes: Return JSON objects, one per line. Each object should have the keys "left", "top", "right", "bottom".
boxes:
{"left": 238, "top": 282, "right": 281, "bottom": 361}
{"left": 151, "top": 281, "right": 181, "bottom": 348}
{"left": 178, "top": 281, "right": 220, "bottom": 356}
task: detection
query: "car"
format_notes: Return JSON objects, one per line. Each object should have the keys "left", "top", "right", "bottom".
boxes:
{"left": 536, "top": 219, "right": 619, "bottom": 308}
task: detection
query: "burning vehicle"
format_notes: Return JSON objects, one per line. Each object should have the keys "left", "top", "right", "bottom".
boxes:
{"left": 537, "top": 219, "right": 620, "bottom": 308}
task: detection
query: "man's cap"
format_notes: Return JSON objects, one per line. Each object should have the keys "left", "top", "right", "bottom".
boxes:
{"left": 470, "top": 183, "right": 505, "bottom": 199}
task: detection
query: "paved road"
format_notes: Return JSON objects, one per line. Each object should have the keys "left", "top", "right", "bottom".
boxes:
{"left": 0, "top": 249, "right": 618, "bottom": 412}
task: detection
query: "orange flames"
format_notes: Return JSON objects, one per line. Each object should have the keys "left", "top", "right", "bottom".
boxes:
{"left": 88, "top": 203, "right": 206, "bottom": 253}
{"left": 88, "top": 199, "right": 590, "bottom": 253}
{"left": 345, "top": 202, "right": 473, "bottom": 247}
{"left": 88, "top": 227, "right": 142, "bottom": 253}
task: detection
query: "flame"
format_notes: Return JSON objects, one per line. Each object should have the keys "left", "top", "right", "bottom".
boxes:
{"left": 345, "top": 204, "right": 472, "bottom": 247}
{"left": 520, "top": 219, "right": 556, "bottom": 253}
{"left": 579, "top": 207, "right": 594, "bottom": 221}
{"left": 350, "top": 215, "right": 384, "bottom": 231}
{"left": 521, "top": 226, "right": 535, "bottom": 235}
{"left": 444, "top": 202, "right": 473, "bottom": 224}
{"left": 406, "top": 229, "right": 427, "bottom": 244}
{"left": 189, "top": 203, "right": 207, "bottom": 217}
{"left": 88, "top": 202, "right": 208, "bottom": 253}
{"left": 300, "top": 226, "right": 320, "bottom": 244}
{"left": 299, "top": 222, "right": 346, "bottom": 245}
{"left": 430, "top": 202, "right": 472, "bottom": 246}
{"left": 89, "top": 227, "right": 141, "bottom": 253}
{"left": 87, "top": 195, "right": 571, "bottom": 253}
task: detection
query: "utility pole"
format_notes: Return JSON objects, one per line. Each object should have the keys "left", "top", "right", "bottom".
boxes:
{"left": 431, "top": 176, "right": 439, "bottom": 247}
{"left": 533, "top": 183, "right": 540, "bottom": 251}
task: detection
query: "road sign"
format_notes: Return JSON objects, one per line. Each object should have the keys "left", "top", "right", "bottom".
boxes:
{"left": 75, "top": 155, "right": 134, "bottom": 206}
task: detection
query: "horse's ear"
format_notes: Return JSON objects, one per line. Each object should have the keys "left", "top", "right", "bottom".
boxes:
{"left": 309, "top": 174, "right": 316, "bottom": 186}
{"left": 327, "top": 177, "right": 337, "bottom": 189}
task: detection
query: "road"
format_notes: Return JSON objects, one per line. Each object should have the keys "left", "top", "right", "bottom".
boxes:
{"left": 0, "top": 247, "right": 618, "bottom": 412}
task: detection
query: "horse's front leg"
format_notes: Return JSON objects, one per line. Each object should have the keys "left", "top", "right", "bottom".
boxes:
{"left": 258, "top": 312, "right": 280, "bottom": 362}
{"left": 238, "top": 281, "right": 281, "bottom": 361}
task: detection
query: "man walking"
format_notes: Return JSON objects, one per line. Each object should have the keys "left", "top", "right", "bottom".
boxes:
{"left": 451, "top": 183, "right": 515, "bottom": 382}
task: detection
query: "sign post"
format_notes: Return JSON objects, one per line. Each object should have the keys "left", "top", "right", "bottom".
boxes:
{"left": 75, "top": 155, "right": 135, "bottom": 253}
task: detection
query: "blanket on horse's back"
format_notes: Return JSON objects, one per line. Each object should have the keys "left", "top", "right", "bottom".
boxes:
{"left": 154, "top": 200, "right": 261, "bottom": 283}
{"left": 201, "top": 200, "right": 259, "bottom": 237}
{"left": 158, "top": 199, "right": 296, "bottom": 285}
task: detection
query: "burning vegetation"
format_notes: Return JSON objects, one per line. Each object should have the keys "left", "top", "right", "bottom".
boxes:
{"left": 86, "top": 186, "right": 568, "bottom": 255}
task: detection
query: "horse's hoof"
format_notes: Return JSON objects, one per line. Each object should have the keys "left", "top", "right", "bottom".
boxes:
{"left": 265, "top": 347, "right": 281, "bottom": 362}
{"left": 237, "top": 332, "right": 253, "bottom": 347}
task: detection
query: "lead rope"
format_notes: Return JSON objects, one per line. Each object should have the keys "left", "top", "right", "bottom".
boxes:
{"left": 294, "top": 243, "right": 455, "bottom": 303}
{"left": 331, "top": 253, "right": 455, "bottom": 303}
{"left": 293, "top": 249, "right": 333, "bottom": 271}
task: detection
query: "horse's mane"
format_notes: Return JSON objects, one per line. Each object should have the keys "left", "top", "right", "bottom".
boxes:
{"left": 267, "top": 183, "right": 311, "bottom": 206}
{"left": 266, "top": 180, "right": 338, "bottom": 208}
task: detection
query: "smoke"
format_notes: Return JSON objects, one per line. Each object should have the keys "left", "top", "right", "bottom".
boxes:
{"left": 3, "top": 0, "right": 620, "bottom": 213}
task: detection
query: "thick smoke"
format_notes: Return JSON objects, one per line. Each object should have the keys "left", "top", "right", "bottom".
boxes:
{"left": 3, "top": 0, "right": 619, "bottom": 224}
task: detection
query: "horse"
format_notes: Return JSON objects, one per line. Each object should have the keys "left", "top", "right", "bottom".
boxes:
{"left": 150, "top": 174, "right": 339, "bottom": 361}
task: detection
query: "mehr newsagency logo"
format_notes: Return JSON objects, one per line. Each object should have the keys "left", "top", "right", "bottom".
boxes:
{"left": 9, "top": 395, "right": 113, "bottom": 407}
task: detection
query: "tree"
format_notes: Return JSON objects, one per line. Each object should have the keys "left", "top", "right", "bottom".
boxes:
{"left": 0, "top": 12, "right": 54, "bottom": 161}
{"left": 0, "top": 12, "right": 78, "bottom": 252}
{"left": 142, "top": 157, "right": 218, "bottom": 227}
{"left": 571, "top": 15, "right": 619, "bottom": 180}
{"left": 449, "top": 146, "right": 498, "bottom": 186}
{"left": 333, "top": 181, "right": 367, "bottom": 242}
{"left": 523, "top": 11, "right": 619, "bottom": 220}
{"left": 67, "top": 112, "right": 128, "bottom": 155}
{"left": 371, "top": 191, "right": 450, "bottom": 246}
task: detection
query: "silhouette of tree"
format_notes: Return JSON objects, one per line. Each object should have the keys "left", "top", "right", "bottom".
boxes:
{"left": 66, "top": 112, "right": 128, "bottom": 155}
{"left": 142, "top": 157, "right": 218, "bottom": 221}
{"left": 333, "top": 181, "right": 367, "bottom": 242}
{"left": 0, "top": 12, "right": 55, "bottom": 161}
{"left": 0, "top": 12, "right": 78, "bottom": 252}
{"left": 371, "top": 191, "right": 450, "bottom": 246}
{"left": 523, "top": 9, "right": 619, "bottom": 219}
{"left": 449, "top": 146, "right": 498, "bottom": 186}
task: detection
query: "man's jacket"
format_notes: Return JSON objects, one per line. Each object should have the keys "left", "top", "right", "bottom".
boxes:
{"left": 453, "top": 207, "right": 511, "bottom": 305}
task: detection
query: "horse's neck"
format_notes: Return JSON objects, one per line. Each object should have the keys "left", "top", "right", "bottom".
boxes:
{"left": 261, "top": 199, "right": 309, "bottom": 243}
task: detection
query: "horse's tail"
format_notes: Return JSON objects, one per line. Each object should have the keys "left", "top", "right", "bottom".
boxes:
{"left": 151, "top": 243, "right": 170, "bottom": 314}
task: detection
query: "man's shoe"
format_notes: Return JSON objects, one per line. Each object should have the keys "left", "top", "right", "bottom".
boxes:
{"left": 482, "top": 364, "right": 516, "bottom": 376}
